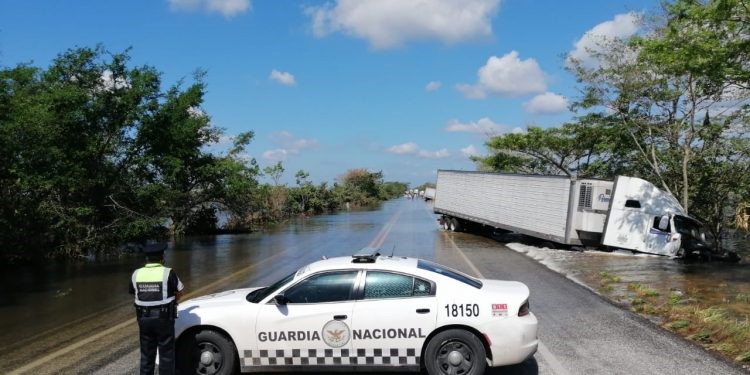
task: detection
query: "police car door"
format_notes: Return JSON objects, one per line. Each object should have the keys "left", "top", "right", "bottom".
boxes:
{"left": 254, "top": 270, "right": 358, "bottom": 370}
{"left": 350, "top": 271, "right": 437, "bottom": 369}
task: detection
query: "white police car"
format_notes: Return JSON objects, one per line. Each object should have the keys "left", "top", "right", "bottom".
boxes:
{"left": 175, "top": 249, "right": 538, "bottom": 375}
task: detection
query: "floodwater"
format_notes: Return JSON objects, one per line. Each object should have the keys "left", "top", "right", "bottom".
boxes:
{"left": 1, "top": 197, "right": 748, "bottom": 372}
{"left": 501, "top": 234, "right": 750, "bottom": 319}
{"left": 0, "top": 198, "right": 439, "bottom": 370}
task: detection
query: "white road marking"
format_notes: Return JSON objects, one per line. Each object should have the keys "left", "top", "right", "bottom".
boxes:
{"left": 8, "top": 318, "right": 135, "bottom": 375}
{"left": 537, "top": 341, "right": 572, "bottom": 375}
{"left": 446, "top": 234, "right": 571, "bottom": 375}
{"left": 369, "top": 207, "right": 403, "bottom": 248}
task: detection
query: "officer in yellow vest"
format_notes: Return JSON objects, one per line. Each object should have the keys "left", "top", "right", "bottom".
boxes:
{"left": 129, "top": 243, "right": 184, "bottom": 375}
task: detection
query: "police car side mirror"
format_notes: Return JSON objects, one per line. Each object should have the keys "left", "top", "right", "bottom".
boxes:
{"left": 273, "top": 294, "right": 289, "bottom": 305}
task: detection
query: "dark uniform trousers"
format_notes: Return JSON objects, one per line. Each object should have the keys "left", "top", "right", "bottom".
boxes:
{"left": 137, "top": 305, "right": 176, "bottom": 375}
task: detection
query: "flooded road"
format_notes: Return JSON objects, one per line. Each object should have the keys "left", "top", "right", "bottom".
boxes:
{"left": 1, "top": 198, "right": 746, "bottom": 374}
{"left": 0, "top": 198, "right": 440, "bottom": 374}
{"left": 501, "top": 235, "right": 750, "bottom": 319}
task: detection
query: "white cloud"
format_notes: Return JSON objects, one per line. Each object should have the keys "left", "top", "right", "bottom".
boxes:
{"left": 425, "top": 81, "right": 442, "bottom": 92}
{"left": 168, "top": 0, "right": 251, "bottom": 17}
{"left": 262, "top": 131, "right": 319, "bottom": 161}
{"left": 445, "top": 117, "right": 509, "bottom": 135}
{"left": 457, "top": 51, "right": 547, "bottom": 99}
{"left": 100, "top": 70, "right": 130, "bottom": 91}
{"left": 567, "top": 12, "right": 640, "bottom": 68}
{"left": 269, "top": 69, "right": 297, "bottom": 86}
{"left": 262, "top": 149, "right": 289, "bottom": 162}
{"left": 305, "top": 0, "right": 500, "bottom": 49}
{"left": 388, "top": 142, "right": 419, "bottom": 155}
{"left": 187, "top": 106, "right": 206, "bottom": 118}
{"left": 523, "top": 92, "right": 569, "bottom": 114}
{"left": 387, "top": 142, "right": 450, "bottom": 159}
{"left": 418, "top": 148, "right": 451, "bottom": 159}
{"left": 210, "top": 134, "right": 234, "bottom": 147}
{"left": 461, "top": 145, "right": 480, "bottom": 158}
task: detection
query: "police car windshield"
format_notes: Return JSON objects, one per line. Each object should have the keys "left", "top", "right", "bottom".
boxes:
{"left": 247, "top": 271, "right": 296, "bottom": 303}
{"left": 417, "top": 260, "right": 482, "bottom": 289}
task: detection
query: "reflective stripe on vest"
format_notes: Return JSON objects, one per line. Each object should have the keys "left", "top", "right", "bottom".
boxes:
{"left": 132, "top": 264, "right": 174, "bottom": 307}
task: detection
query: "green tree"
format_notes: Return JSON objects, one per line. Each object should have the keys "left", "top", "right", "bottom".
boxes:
{"left": 570, "top": 0, "right": 750, "bottom": 246}
{"left": 478, "top": 1, "right": 750, "bottom": 248}
{"left": 0, "top": 46, "right": 262, "bottom": 260}
{"left": 337, "top": 169, "right": 383, "bottom": 206}
{"left": 378, "top": 181, "right": 408, "bottom": 200}
{"left": 262, "top": 161, "right": 287, "bottom": 218}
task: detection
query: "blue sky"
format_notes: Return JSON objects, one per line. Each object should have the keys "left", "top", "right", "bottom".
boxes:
{"left": 0, "top": 0, "right": 655, "bottom": 186}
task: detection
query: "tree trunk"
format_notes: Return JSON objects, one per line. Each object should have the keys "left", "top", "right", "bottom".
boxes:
{"left": 682, "top": 145, "right": 690, "bottom": 214}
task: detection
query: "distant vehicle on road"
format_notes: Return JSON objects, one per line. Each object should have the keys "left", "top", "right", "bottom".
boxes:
{"left": 424, "top": 187, "right": 436, "bottom": 201}
{"left": 174, "top": 248, "right": 538, "bottom": 375}
{"left": 434, "top": 170, "right": 712, "bottom": 258}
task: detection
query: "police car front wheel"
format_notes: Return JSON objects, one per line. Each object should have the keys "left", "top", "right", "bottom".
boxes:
{"left": 424, "top": 329, "right": 487, "bottom": 375}
{"left": 178, "top": 329, "right": 238, "bottom": 375}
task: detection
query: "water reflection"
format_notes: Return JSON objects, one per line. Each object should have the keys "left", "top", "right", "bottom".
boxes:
{"left": 0, "top": 200, "right": 398, "bottom": 350}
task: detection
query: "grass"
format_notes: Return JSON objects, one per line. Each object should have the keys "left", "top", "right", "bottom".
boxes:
{"left": 586, "top": 271, "right": 749, "bottom": 365}
{"left": 669, "top": 320, "right": 689, "bottom": 330}
{"left": 596, "top": 271, "right": 621, "bottom": 294}
{"left": 736, "top": 293, "right": 750, "bottom": 304}
{"left": 658, "top": 296, "right": 750, "bottom": 361}
{"left": 628, "top": 283, "right": 660, "bottom": 297}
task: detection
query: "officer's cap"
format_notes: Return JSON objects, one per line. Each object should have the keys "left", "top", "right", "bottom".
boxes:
{"left": 143, "top": 242, "right": 168, "bottom": 255}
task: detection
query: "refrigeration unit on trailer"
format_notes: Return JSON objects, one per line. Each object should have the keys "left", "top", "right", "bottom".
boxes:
{"left": 433, "top": 170, "right": 710, "bottom": 257}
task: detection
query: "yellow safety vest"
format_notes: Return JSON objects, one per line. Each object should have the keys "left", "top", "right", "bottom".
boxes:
{"left": 131, "top": 263, "right": 175, "bottom": 307}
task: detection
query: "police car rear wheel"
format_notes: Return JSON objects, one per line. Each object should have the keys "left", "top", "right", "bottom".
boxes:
{"left": 425, "top": 329, "right": 486, "bottom": 375}
{"left": 179, "top": 329, "right": 237, "bottom": 375}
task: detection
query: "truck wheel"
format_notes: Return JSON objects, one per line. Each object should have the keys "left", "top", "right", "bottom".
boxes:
{"left": 450, "top": 218, "right": 462, "bottom": 232}
{"left": 424, "top": 329, "right": 486, "bottom": 375}
{"left": 177, "top": 329, "right": 237, "bottom": 375}
{"left": 442, "top": 218, "right": 451, "bottom": 230}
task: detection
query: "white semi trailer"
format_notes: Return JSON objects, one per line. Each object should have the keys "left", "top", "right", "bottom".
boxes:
{"left": 433, "top": 170, "right": 710, "bottom": 257}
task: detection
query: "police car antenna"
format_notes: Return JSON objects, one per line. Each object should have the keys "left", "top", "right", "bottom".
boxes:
{"left": 390, "top": 244, "right": 395, "bottom": 257}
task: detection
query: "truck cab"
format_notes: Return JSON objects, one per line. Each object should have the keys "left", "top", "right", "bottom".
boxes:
{"left": 602, "top": 176, "right": 711, "bottom": 257}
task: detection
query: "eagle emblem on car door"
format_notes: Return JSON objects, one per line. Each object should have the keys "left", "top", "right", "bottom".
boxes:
{"left": 322, "top": 320, "right": 350, "bottom": 348}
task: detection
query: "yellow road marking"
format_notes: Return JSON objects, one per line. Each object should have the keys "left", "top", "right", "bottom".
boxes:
{"left": 369, "top": 208, "right": 403, "bottom": 248}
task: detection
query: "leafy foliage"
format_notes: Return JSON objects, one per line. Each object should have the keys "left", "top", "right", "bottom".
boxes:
{"left": 477, "top": 0, "right": 750, "bottom": 248}
{"left": 0, "top": 46, "right": 263, "bottom": 260}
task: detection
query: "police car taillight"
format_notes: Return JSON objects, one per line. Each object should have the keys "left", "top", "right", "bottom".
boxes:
{"left": 518, "top": 300, "right": 530, "bottom": 317}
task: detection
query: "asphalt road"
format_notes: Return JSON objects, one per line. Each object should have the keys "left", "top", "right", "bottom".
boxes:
{"left": 6, "top": 198, "right": 746, "bottom": 374}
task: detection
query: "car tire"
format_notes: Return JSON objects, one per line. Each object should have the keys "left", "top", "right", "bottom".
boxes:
{"left": 177, "top": 329, "right": 237, "bottom": 375}
{"left": 424, "top": 329, "right": 486, "bottom": 375}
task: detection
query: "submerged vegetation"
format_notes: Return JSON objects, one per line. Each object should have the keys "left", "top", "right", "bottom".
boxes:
{"left": 0, "top": 47, "right": 407, "bottom": 262}
{"left": 594, "top": 271, "right": 750, "bottom": 364}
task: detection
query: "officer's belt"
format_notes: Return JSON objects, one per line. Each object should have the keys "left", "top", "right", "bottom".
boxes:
{"left": 135, "top": 303, "right": 175, "bottom": 318}
{"left": 134, "top": 296, "right": 176, "bottom": 306}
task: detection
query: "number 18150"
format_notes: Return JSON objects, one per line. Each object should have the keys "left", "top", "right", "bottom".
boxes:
{"left": 444, "top": 303, "right": 479, "bottom": 317}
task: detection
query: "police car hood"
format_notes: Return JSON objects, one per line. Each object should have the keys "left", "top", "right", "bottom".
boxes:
{"left": 180, "top": 287, "right": 262, "bottom": 308}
